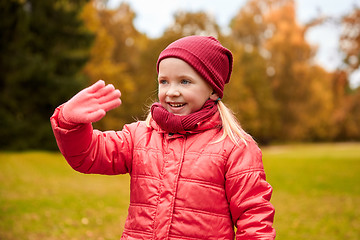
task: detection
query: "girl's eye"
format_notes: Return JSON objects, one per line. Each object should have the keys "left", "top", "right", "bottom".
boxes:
{"left": 159, "top": 79, "right": 168, "bottom": 84}
{"left": 181, "top": 79, "right": 190, "bottom": 84}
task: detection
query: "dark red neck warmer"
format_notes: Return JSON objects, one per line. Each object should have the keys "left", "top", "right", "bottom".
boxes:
{"left": 150, "top": 99, "right": 218, "bottom": 133}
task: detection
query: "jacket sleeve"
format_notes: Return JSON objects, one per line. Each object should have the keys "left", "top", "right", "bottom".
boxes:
{"left": 225, "top": 141, "right": 276, "bottom": 239}
{"left": 50, "top": 105, "right": 133, "bottom": 175}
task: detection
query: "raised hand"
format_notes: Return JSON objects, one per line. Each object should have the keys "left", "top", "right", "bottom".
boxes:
{"left": 61, "top": 80, "right": 121, "bottom": 124}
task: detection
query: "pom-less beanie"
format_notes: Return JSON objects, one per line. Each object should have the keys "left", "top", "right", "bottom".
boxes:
{"left": 156, "top": 35, "right": 233, "bottom": 99}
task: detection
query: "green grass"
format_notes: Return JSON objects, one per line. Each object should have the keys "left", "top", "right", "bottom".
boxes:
{"left": 1, "top": 143, "right": 359, "bottom": 239}
{"left": 262, "top": 143, "right": 360, "bottom": 240}
{"left": 0, "top": 152, "right": 130, "bottom": 240}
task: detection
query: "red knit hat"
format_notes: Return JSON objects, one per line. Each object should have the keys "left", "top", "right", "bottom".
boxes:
{"left": 156, "top": 35, "right": 233, "bottom": 99}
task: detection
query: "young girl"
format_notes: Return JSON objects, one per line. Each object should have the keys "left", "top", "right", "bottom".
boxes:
{"left": 51, "top": 35, "right": 276, "bottom": 239}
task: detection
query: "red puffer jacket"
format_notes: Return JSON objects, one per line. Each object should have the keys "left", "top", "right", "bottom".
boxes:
{"left": 51, "top": 106, "right": 275, "bottom": 240}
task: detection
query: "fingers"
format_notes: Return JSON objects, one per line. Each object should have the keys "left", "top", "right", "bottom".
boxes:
{"left": 85, "top": 80, "right": 122, "bottom": 115}
{"left": 85, "top": 109, "right": 107, "bottom": 123}
{"left": 101, "top": 98, "right": 122, "bottom": 112}
{"left": 92, "top": 82, "right": 121, "bottom": 111}
{"left": 98, "top": 89, "right": 121, "bottom": 104}
{"left": 95, "top": 83, "right": 118, "bottom": 98}
{"left": 87, "top": 80, "right": 106, "bottom": 93}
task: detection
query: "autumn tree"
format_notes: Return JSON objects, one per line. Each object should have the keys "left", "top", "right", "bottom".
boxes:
{"left": 264, "top": 0, "right": 334, "bottom": 141}
{"left": 81, "top": 0, "right": 149, "bottom": 130}
{"left": 332, "top": 6, "right": 360, "bottom": 140}
{"left": 229, "top": 0, "right": 280, "bottom": 143}
{"left": 0, "top": 0, "right": 93, "bottom": 150}
{"left": 230, "top": 0, "right": 335, "bottom": 142}
{"left": 164, "top": 11, "right": 222, "bottom": 38}
{"left": 340, "top": 7, "right": 360, "bottom": 72}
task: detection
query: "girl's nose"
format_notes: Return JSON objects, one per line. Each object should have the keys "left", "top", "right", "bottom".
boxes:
{"left": 166, "top": 84, "right": 180, "bottom": 97}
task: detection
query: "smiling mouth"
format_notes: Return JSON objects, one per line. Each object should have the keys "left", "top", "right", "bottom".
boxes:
{"left": 169, "top": 103, "right": 186, "bottom": 108}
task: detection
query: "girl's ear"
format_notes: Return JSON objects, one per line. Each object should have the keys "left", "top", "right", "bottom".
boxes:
{"left": 209, "top": 91, "right": 219, "bottom": 101}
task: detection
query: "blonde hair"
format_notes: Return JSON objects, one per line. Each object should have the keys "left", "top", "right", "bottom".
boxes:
{"left": 215, "top": 100, "right": 251, "bottom": 146}
{"left": 145, "top": 100, "right": 252, "bottom": 147}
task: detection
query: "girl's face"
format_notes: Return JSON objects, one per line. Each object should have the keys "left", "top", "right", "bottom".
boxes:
{"left": 158, "top": 58, "right": 218, "bottom": 116}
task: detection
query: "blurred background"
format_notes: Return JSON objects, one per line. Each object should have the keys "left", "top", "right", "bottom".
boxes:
{"left": 1, "top": 0, "right": 360, "bottom": 239}
{"left": 1, "top": 0, "right": 360, "bottom": 150}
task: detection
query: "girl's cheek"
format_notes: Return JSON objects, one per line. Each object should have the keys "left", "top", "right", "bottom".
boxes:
{"left": 158, "top": 88, "right": 165, "bottom": 99}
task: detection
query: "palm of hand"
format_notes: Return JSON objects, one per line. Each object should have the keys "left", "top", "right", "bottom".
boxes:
{"left": 62, "top": 80, "right": 122, "bottom": 124}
